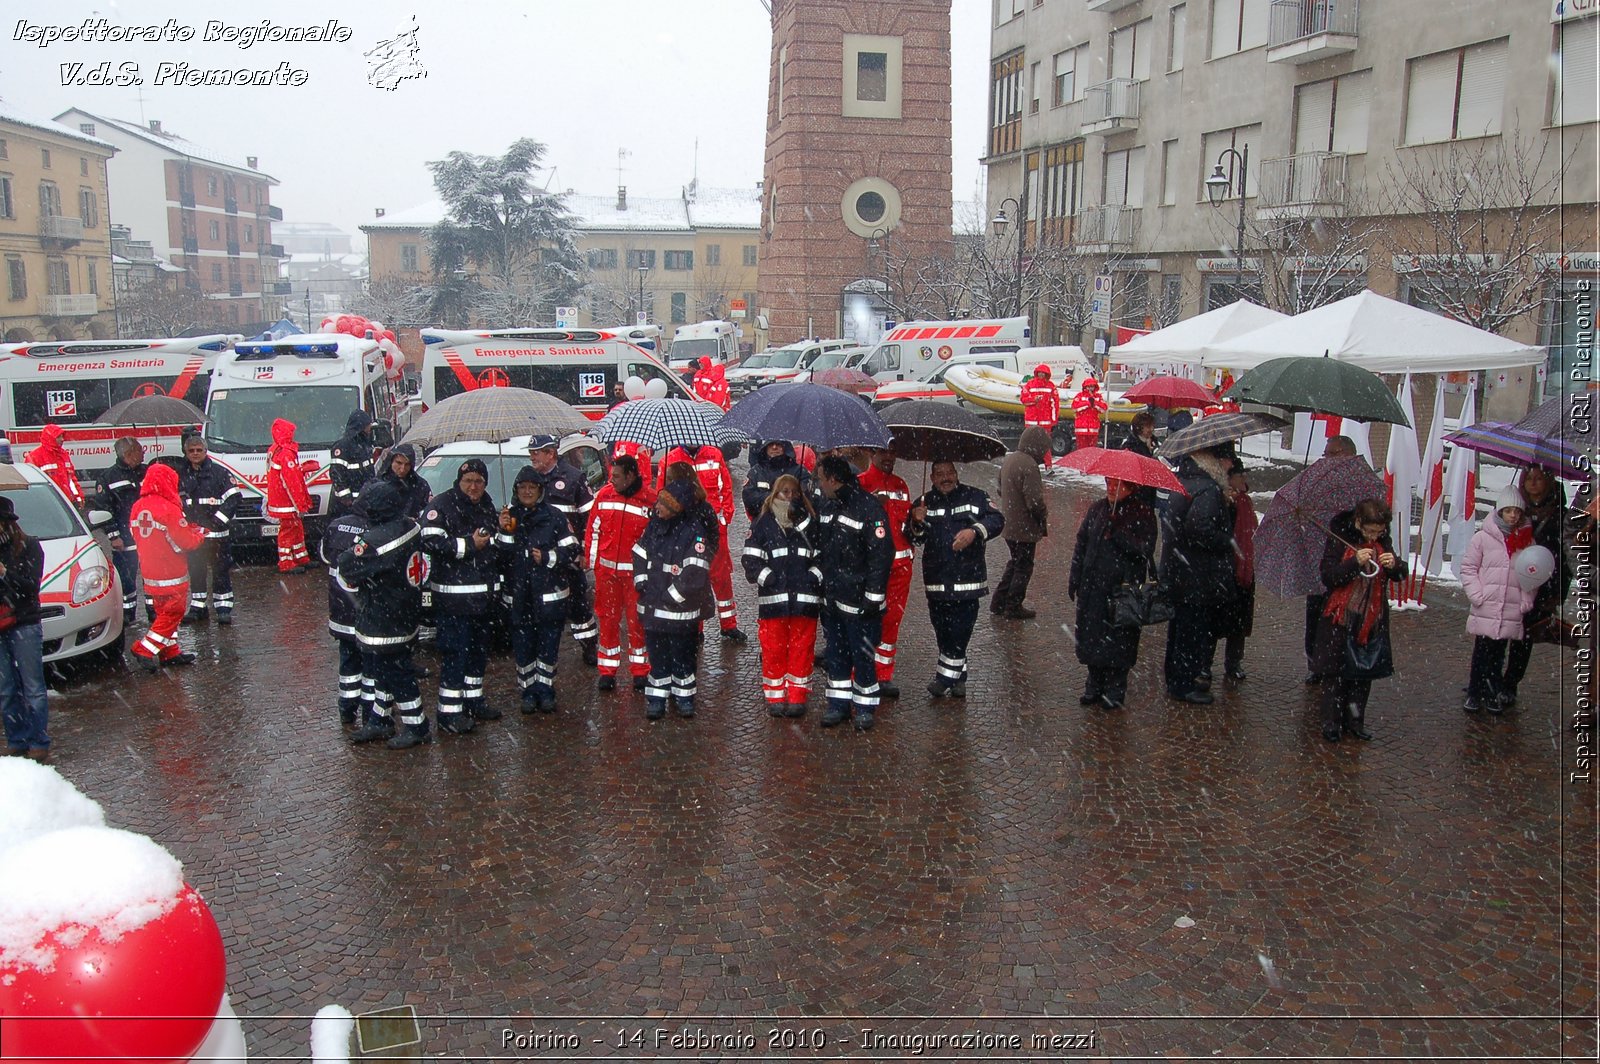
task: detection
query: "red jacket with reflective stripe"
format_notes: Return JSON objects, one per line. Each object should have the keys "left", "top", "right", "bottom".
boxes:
{"left": 130, "top": 464, "right": 205, "bottom": 586}
{"left": 662, "top": 445, "right": 733, "bottom": 522}
{"left": 25, "top": 424, "right": 84, "bottom": 506}
{"left": 586, "top": 482, "right": 658, "bottom": 569}
{"left": 1019, "top": 377, "right": 1061, "bottom": 428}
{"left": 859, "top": 464, "right": 913, "bottom": 554}
{"left": 265, "top": 418, "right": 312, "bottom": 516}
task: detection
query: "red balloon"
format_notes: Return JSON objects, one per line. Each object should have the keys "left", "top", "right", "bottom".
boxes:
{"left": 0, "top": 885, "right": 227, "bottom": 1064}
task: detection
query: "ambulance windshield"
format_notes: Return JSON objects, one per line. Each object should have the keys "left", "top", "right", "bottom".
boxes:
{"left": 205, "top": 385, "right": 360, "bottom": 452}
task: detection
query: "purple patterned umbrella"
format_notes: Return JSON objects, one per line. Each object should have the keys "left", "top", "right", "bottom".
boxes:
{"left": 1254, "top": 456, "right": 1386, "bottom": 597}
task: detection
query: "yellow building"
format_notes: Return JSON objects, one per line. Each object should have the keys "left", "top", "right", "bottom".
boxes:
{"left": 0, "top": 106, "right": 117, "bottom": 342}
{"left": 362, "top": 184, "right": 761, "bottom": 348}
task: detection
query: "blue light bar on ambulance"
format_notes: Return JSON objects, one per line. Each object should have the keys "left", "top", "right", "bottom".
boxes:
{"left": 234, "top": 341, "right": 341, "bottom": 359}
{"left": 197, "top": 340, "right": 230, "bottom": 352}
{"left": 421, "top": 333, "right": 446, "bottom": 345}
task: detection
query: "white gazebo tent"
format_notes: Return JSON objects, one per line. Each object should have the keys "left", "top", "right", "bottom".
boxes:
{"left": 1200, "top": 290, "right": 1545, "bottom": 373}
{"left": 1110, "top": 300, "right": 1288, "bottom": 370}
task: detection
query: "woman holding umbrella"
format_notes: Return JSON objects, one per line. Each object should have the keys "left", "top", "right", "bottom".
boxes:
{"left": 1310, "top": 499, "right": 1407, "bottom": 742}
{"left": 1068, "top": 477, "right": 1158, "bottom": 710}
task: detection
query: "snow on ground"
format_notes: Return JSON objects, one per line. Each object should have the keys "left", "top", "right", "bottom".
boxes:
{"left": 0, "top": 758, "right": 104, "bottom": 852}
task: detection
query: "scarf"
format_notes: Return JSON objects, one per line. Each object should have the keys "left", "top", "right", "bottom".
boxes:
{"left": 1499, "top": 520, "right": 1534, "bottom": 557}
{"left": 1322, "top": 539, "right": 1386, "bottom": 645}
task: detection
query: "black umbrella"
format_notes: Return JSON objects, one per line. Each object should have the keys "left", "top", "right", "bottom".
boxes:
{"left": 881, "top": 401, "right": 1007, "bottom": 463}
{"left": 1224, "top": 355, "right": 1411, "bottom": 426}
{"left": 723, "top": 383, "right": 890, "bottom": 451}
{"left": 103, "top": 394, "right": 206, "bottom": 428}
{"left": 1159, "top": 411, "right": 1289, "bottom": 458}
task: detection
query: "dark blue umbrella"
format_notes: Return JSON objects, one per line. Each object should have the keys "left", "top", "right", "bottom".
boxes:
{"left": 723, "top": 383, "right": 890, "bottom": 451}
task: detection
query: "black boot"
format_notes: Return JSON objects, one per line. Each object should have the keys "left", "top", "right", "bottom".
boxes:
{"left": 385, "top": 727, "right": 432, "bottom": 750}
{"left": 350, "top": 719, "right": 395, "bottom": 744}
{"left": 1344, "top": 705, "right": 1373, "bottom": 741}
{"left": 580, "top": 639, "right": 599, "bottom": 668}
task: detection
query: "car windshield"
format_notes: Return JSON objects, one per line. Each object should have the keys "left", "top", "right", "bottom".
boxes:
{"left": 767, "top": 348, "right": 804, "bottom": 369}
{"left": 205, "top": 386, "right": 361, "bottom": 453}
{"left": 809, "top": 351, "right": 849, "bottom": 370}
{"left": 669, "top": 339, "right": 722, "bottom": 360}
{"left": 740, "top": 352, "right": 774, "bottom": 370}
{"left": 6, "top": 483, "right": 82, "bottom": 540}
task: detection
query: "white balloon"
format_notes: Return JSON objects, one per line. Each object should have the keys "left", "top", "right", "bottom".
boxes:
{"left": 1512, "top": 545, "right": 1555, "bottom": 592}
{"left": 623, "top": 375, "right": 647, "bottom": 400}
{"left": 644, "top": 378, "right": 669, "bottom": 399}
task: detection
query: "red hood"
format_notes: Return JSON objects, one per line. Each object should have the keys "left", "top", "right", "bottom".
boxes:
{"left": 693, "top": 445, "right": 723, "bottom": 463}
{"left": 271, "top": 418, "right": 298, "bottom": 449}
{"left": 1033, "top": 364, "right": 1051, "bottom": 378}
{"left": 711, "top": 364, "right": 726, "bottom": 382}
{"left": 141, "top": 462, "right": 181, "bottom": 506}
{"left": 37, "top": 423, "right": 65, "bottom": 452}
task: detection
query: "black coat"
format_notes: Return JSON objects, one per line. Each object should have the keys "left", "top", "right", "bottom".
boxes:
{"left": 1525, "top": 483, "right": 1573, "bottom": 619}
{"left": 322, "top": 511, "right": 367, "bottom": 639}
{"left": 1309, "top": 513, "right": 1408, "bottom": 680}
{"left": 1159, "top": 455, "right": 1235, "bottom": 607}
{"left": 338, "top": 513, "right": 425, "bottom": 652}
{"left": 379, "top": 444, "right": 431, "bottom": 520}
{"left": 1121, "top": 433, "right": 1160, "bottom": 505}
{"left": 91, "top": 459, "right": 147, "bottom": 542}
{"left": 540, "top": 458, "right": 594, "bottom": 538}
{"left": 741, "top": 507, "right": 823, "bottom": 619}
{"left": 419, "top": 487, "right": 500, "bottom": 616}
{"left": 633, "top": 511, "right": 714, "bottom": 632}
{"left": 496, "top": 499, "right": 578, "bottom": 615}
{"left": 1069, "top": 497, "right": 1157, "bottom": 670}
{"left": 328, "top": 410, "right": 376, "bottom": 516}
{"left": 0, "top": 535, "right": 44, "bottom": 628}
{"left": 814, "top": 480, "right": 893, "bottom": 616}
{"left": 742, "top": 443, "right": 811, "bottom": 520}
{"left": 908, "top": 483, "right": 1006, "bottom": 600}
{"left": 176, "top": 458, "right": 242, "bottom": 539}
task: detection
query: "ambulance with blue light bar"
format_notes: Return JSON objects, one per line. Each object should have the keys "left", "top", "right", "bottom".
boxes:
{"left": 203, "top": 333, "right": 411, "bottom": 539}
{"left": 0, "top": 335, "right": 234, "bottom": 478}
{"left": 419, "top": 326, "right": 703, "bottom": 417}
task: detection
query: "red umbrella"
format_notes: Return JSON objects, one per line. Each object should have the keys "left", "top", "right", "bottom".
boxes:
{"left": 1055, "top": 446, "right": 1187, "bottom": 494}
{"left": 811, "top": 367, "right": 878, "bottom": 396}
{"left": 1122, "top": 375, "right": 1217, "bottom": 409}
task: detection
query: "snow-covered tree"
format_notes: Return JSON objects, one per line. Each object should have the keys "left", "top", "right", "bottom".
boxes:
{"left": 117, "top": 278, "right": 212, "bottom": 337}
{"left": 349, "top": 277, "right": 432, "bottom": 328}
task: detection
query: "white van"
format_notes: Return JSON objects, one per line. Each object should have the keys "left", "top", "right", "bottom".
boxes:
{"left": 726, "top": 338, "right": 856, "bottom": 397}
{"left": 860, "top": 317, "right": 1031, "bottom": 384}
{"left": 419, "top": 326, "right": 702, "bottom": 416}
{"left": 203, "top": 333, "right": 413, "bottom": 536}
{"left": 667, "top": 320, "right": 740, "bottom": 371}
{"left": 0, "top": 336, "right": 233, "bottom": 477}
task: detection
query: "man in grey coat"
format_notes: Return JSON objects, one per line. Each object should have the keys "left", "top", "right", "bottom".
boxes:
{"left": 991, "top": 426, "right": 1051, "bottom": 620}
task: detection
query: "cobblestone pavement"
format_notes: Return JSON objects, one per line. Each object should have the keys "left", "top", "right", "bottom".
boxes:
{"left": 39, "top": 463, "right": 1596, "bottom": 1061}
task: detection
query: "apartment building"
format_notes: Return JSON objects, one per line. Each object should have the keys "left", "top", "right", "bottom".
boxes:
{"left": 55, "top": 109, "right": 287, "bottom": 330}
{"left": 0, "top": 104, "right": 117, "bottom": 342}
{"left": 986, "top": 0, "right": 1597, "bottom": 402}
{"left": 363, "top": 184, "right": 761, "bottom": 344}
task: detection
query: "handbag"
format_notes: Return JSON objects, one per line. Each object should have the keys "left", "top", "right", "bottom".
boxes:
{"left": 1343, "top": 629, "right": 1393, "bottom": 680}
{"left": 1110, "top": 581, "right": 1173, "bottom": 628}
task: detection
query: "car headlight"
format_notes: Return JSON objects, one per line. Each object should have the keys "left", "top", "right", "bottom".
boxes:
{"left": 73, "top": 564, "right": 110, "bottom": 605}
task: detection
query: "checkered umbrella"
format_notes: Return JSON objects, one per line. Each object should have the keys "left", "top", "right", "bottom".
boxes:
{"left": 593, "top": 398, "right": 745, "bottom": 451}
{"left": 400, "top": 387, "right": 588, "bottom": 449}
{"left": 1159, "top": 411, "right": 1289, "bottom": 458}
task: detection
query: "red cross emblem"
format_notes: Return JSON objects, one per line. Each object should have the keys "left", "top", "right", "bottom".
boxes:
{"left": 299, "top": 367, "right": 316, "bottom": 378}
{"left": 477, "top": 368, "right": 510, "bottom": 388}
{"left": 132, "top": 382, "right": 166, "bottom": 398}
{"left": 405, "top": 550, "right": 430, "bottom": 588}
{"left": 130, "top": 512, "right": 159, "bottom": 538}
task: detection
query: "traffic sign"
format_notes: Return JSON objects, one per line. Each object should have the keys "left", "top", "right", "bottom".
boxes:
{"left": 1093, "top": 274, "right": 1114, "bottom": 297}
{"left": 1090, "top": 296, "right": 1111, "bottom": 330}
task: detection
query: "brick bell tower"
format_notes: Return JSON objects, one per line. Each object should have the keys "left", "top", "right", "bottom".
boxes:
{"left": 758, "top": 0, "right": 953, "bottom": 346}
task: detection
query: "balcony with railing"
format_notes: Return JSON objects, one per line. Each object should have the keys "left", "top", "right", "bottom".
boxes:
{"left": 1072, "top": 205, "right": 1140, "bottom": 250}
{"left": 39, "top": 215, "right": 84, "bottom": 245}
{"left": 269, "top": 280, "right": 293, "bottom": 295}
{"left": 1257, "top": 152, "right": 1349, "bottom": 219}
{"left": 1267, "top": 0, "right": 1359, "bottom": 63}
{"left": 178, "top": 188, "right": 196, "bottom": 208}
{"left": 1081, "top": 78, "right": 1141, "bottom": 134}
{"left": 256, "top": 203, "right": 283, "bottom": 221}
{"left": 227, "top": 241, "right": 241, "bottom": 257}
{"left": 41, "top": 293, "right": 97, "bottom": 317}
{"left": 1086, "top": 0, "right": 1142, "bottom": 11}
{"left": 259, "top": 243, "right": 285, "bottom": 259}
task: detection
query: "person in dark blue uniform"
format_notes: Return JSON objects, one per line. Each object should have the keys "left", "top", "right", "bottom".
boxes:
{"left": 632, "top": 479, "right": 715, "bottom": 721}
{"left": 379, "top": 443, "right": 431, "bottom": 520}
{"left": 526, "top": 435, "right": 599, "bottom": 666}
{"left": 328, "top": 409, "right": 377, "bottom": 519}
{"left": 742, "top": 440, "right": 811, "bottom": 521}
{"left": 497, "top": 466, "right": 580, "bottom": 713}
{"left": 175, "top": 432, "right": 243, "bottom": 624}
{"left": 341, "top": 481, "right": 430, "bottom": 750}
{"left": 90, "top": 436, "right": 147, "bottom": 623}
{"left": 419, "top": 458, "right": 500, "bottom": 733}
{"left": 813, "top": 455, "right": 892, "bottom": 731}
{"left": 908, "top": 461, "right": 1006, "bottom": 699}
{"left": 322, "top": 498, "right": 369, "bottom": 727}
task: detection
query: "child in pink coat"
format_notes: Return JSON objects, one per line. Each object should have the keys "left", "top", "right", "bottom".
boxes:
{"left": 1459, "top": 486, "right": 1537, "bottom": 714}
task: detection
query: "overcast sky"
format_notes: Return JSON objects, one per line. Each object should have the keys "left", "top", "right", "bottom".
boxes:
{"left": 3, "top": 0, "right": 991, "bottom": 244}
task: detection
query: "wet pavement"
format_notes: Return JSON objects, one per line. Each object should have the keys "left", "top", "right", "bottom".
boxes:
{"left": 39, "top": 464, "right": 1595, "bottom": 1061}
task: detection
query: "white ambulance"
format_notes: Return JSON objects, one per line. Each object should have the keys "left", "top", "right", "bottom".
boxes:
{"left": 419, "top": 326, "right": 702, "bottom": 417}
{"left": 860, "top": 316, "right": 1031, "bottom": 384}
{"left": 0, "top": 335, "right": 233, "bottom": 477}
{"left": 666, "top": 320, "right": 740, "bottom": 371}
{"left": 203, "top": 333, "right": 412, "bottom": 537}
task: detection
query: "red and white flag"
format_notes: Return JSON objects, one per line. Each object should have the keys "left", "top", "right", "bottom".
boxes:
{"left": 1382, "top": 375, "right": 1420, "bottom": 602}
{"left": 1413, "top": 375, "right": 1450, "bottom": 586}
{"left": 1445, "top": 374, "right": 1480, "bottom": 581}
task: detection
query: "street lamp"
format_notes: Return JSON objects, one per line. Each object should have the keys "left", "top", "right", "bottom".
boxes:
{"left": 991, "top": 195, "right": 1026, "bottom": 318}
{"left": 636, "top": 264, "right": 650, "bottom": 324}
{"left": 1205, "top": 144, "right": 1249, "bottom": 299}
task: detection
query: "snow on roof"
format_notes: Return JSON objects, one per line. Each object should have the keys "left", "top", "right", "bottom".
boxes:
{"left": 686, "top": 186, "right": 760, "bottom": 230}
{"left": 59, "top": 110, "right": 277, "bottom": 182}
{"left": 564, "top": 192, "right": 691, "bottom": 232}
{"left": 362, "top": 198, "right": 447, "bottom": 230}
{"left": 0, "top": 100, "right": 115, "bottom": 150}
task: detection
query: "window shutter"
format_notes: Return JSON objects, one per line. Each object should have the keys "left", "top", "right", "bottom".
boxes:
{"left": 1456, "top": 38, "right": 1507, "bottom": 138}
{"left": 1405, "top": 50, "right": 1458, "bottom": 144}
{"left": 1169, "top": 5, "right": 1187, "bottom": 71}
{"left": 1294, "top": 80, "right": 1335, "bottom": 154}
{"left": 1162, "top": 140, "right": 1180, "bottom": 205}
{"left": 1126, "top": 147, "right": 1147, "bottom": 208}
{"left": 1104, "top": 150, "right": 1130, "bottom": 205}
{"left": 1557, "top": 17, "right": 1600, "bottom": 126}
{"left": 1330, "top": 70, "right": 1371, "bottom": 154}
{"left": 1240, "top": 0, "right": 1270, "bottom": 51}
{"left": 1211, "top": 0, "right": 1242, "bottom": 57}
{"left": 1133, "top": 19, "right": 1153, "bottom": 80}
{"left": 1111, "top": 26, "right": 1134, "bottom": 81}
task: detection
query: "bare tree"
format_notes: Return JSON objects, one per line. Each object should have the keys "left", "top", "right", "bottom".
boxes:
{"left": 1233, "top": 204, "right": 1385, "bottom": 315}
{"left": 1379, "top": 131, "right": 1564, "bottom": 333}
{"left": 117, "top": 279, "right": 213, "bottom": 337}
{"left": 349, "top": 277, "right": 433, "bottom": 326}
{"left": 692, "top": 259, "right": 741, "bottom": 321}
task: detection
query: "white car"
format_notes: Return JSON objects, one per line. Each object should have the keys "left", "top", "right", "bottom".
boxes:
{"left": 1, "top": 464, "right": 121, "bottom": 664}
{"left": 414, "top": 433, "right": 608, "bottom": 501}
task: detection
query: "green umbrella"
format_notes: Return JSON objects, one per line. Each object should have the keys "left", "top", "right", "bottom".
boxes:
{"left": 1224, "top": 354, "right": 1411, "bottom": 427}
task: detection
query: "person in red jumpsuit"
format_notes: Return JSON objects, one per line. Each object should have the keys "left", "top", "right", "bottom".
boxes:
{"left": 1071, "top": 378, "right": 1109, "bottom": 452}
{"left": 266, "top": 418, "right": 313, "bottom": 573}
{"left": 1019, "top": 364, "right": 1061, "bottom": 434}
{"left": 25, "top": 423, "right": 85, "bottom": 509}
{"left": 586, "top": 454, "right": 658, "bottom": 691}
{"left": 660, "top": 443, "right": 746, "bottom": 641}
{"left": 612, "top": 440, "right": 655, "bottom": 490}
{"left": 858, "top": 447, "right": 913, "bottom": 699}
{"left": 692, "top": 358, "right": 731, "bottom": 410}
{"left": 128, "top": 463, "right": 205, "bottom": 672}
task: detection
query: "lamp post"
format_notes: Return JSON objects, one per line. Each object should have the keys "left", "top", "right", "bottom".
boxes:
{"left": 1205, "top": 144, "right": 1249, "bottom": 301}
{"left": 636, "top": 264, "right": 650, "bottom": 325}
{"left": 990, "top": 195, "right": 1027, "bottom": 318}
